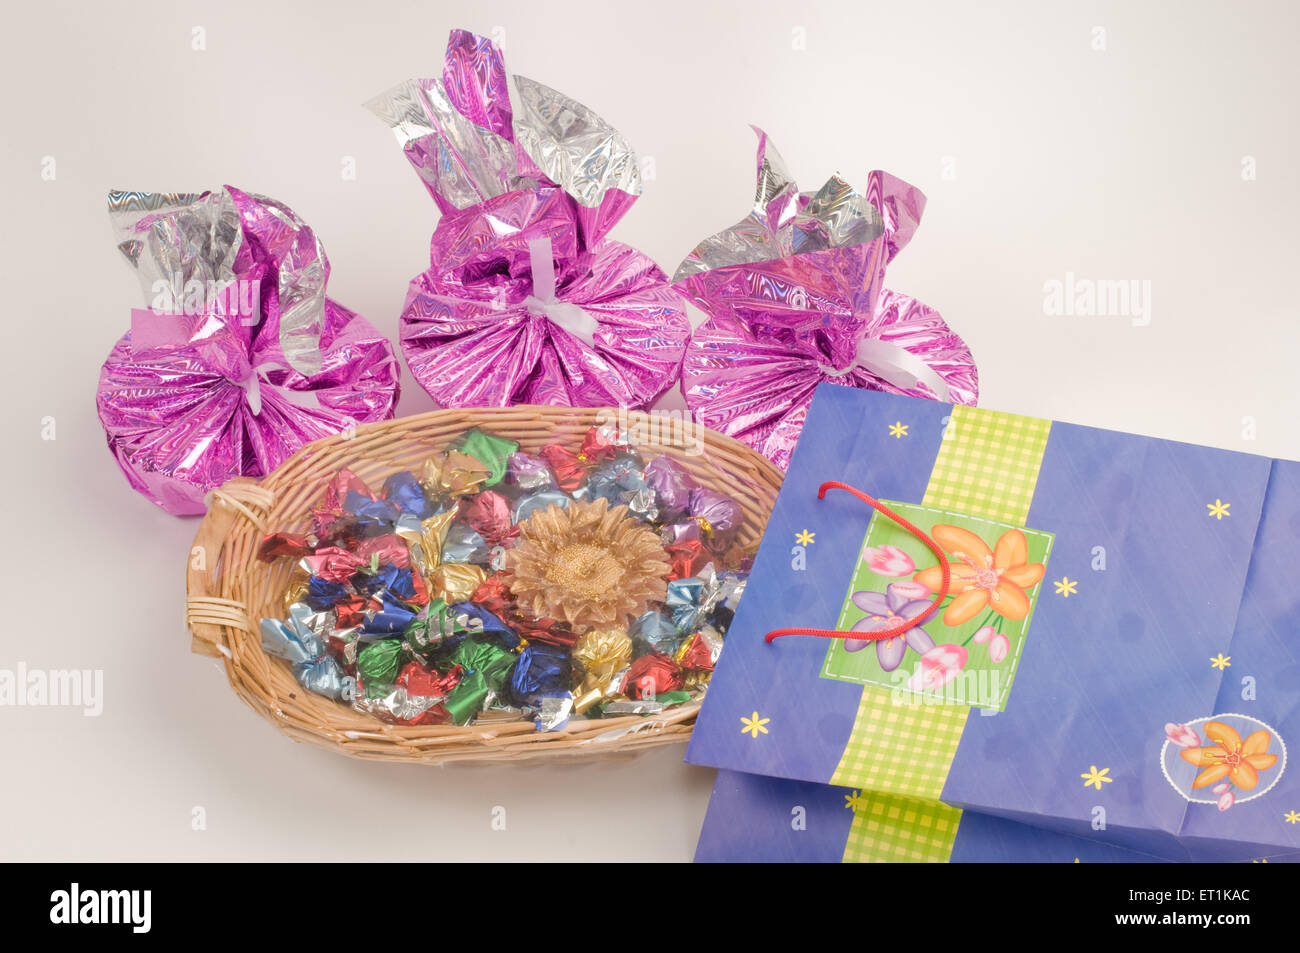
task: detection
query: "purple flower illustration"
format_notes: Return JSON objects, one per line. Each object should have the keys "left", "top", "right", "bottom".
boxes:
{"left": 846, "top": 583, "right": 936, "bottom": 672}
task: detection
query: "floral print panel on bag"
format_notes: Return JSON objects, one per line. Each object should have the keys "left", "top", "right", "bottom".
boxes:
{"left": 821, "top": 501, "right": 1054, "bottom": 710}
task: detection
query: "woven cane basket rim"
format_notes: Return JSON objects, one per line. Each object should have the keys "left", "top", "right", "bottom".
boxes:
{"left": 185, "top": 405, "right": 783, "bottom": 766}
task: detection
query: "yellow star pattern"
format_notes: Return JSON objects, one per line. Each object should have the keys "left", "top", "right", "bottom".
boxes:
{"left": 740, "top": 711, "right": 771, "bottom": 739}
{"left": 1054, "top": 577, "right": 1078, "bottom": 598}
{"left": 1284, "top": 811, "right": 1300, "bottom": 825}
{"left": 795, "top": 529, "right": 815, "bottom": 546}
{"left": 1081, "top": 765, "right": 1113, "bottom": 790}
{"left": 889, "top": 421, "right": 909, "bottom": 438}
{"left": 1207, "top": 499, "right": 1230, "bottom": 520}
{"left": 844, "top": 790, "right": 867, "bottom": 813}
{"left": 1210, "top": 653, "right": 1232, "bottom": 671}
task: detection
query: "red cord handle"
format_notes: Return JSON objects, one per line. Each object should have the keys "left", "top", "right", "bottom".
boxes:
{"left": 764, "top": 481, "right": 951, "bottom": 644}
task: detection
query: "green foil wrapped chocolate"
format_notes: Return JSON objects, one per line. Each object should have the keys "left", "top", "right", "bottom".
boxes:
{"left": 442, "top": 640, "right": 517, "bottom": 725}
{"left": 357, "top": 639, "right": 403, "bottom": 698}
{"left": 456, "top": 429, "right": 518, "bottom": 487}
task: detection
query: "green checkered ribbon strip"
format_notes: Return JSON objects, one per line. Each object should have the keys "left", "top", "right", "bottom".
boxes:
{"left": 841, "top": 792, "right": 963, "bottom": 863}
{"left": 834, "top": 404, "right": 1053, "bottom": 861}
{"left": 922, "top": 405, "right": 1053, "bottom": 520}
{"left": 829, "top": 688, "right": 968, "bottom": 796}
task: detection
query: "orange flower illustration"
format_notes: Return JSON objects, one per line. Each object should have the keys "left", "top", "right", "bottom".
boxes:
{"left": 1179, "top": 721, "right": 1278, "bottom": 790}
{"left": 913, "top": 525, "right": 1045, "bottom": 627}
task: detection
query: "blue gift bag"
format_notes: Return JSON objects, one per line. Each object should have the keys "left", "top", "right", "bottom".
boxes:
{"left": 696, "top": 769, "right": 1299, "bottom": 863}
{"left": 687, "top": 383, "right": 1300, "bottom": 861}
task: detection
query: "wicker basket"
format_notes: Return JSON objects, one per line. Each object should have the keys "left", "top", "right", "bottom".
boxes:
{"left": 185, "top": 405, "right": 783, "bottom": 765}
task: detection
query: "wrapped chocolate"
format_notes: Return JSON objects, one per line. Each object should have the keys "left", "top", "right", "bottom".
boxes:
{"left": 421, "top": 450, "right": 491, "bottom": 497}
{"left": 687, "top": 487, "right": 740, "bottom": 540}
{"left": 430, "top": 563, "right": 487, "bottom": 604}
{"left": 441, "top": 523, "right": 491, "bottom": 565}
{"left": 506, "top": 451, "right": 556, "bottom": 493}
{"left": 513, "top": 490, "right": 570, "bottom": 524}
{"left": 443, "top": 639, "right": 516, "bottom": 724}
{"left": 643, "top": 456, "right": 692, "bottom": 520}
{"left": 98, "top": 187, "right": 400, "bottom": 514}
{"left": 461, "top": 491, "right": 517, "bottom": 546}
{"left": 404, "top": 598, "right": 466, "bottom": 655}
{"left": 572, "top": 626, "right": 633, "bottom": 713}
{"left": 357, "top": 639, "right": 404, "bottom": 697}
{"left": 673, "top": 130, "right": 978, "bottom": 470}
{"left": 256, "top": 424, "right": 750, "bottom": 729}
{"left": 396, "top": 508, "right": 458, "bottom": 578}
{"left": 625, "top": 651, "right": 684, "bottom": 700}
{"left": 630, "top": 610, "right": 681, "bottom": 655}
{"left": 261, "top": 604, "right": 356, "bottom": 701}
{"left": 454, "top": 430, "right": 517, "bottom": 486}
{"left": 367, "top": 29, "right": 689, "bottom": 408}
{"left": 507, "top": 643, "right": 571, "bottom": 709}
{"left": 539, "top": 444, "right": 588, "bottom": 492}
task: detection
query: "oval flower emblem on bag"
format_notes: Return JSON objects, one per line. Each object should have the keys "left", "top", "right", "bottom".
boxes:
{"left": 1160, "top": 714, "right": 1287, "bottom": 811}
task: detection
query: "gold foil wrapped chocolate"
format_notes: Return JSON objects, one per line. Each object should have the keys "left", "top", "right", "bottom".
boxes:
{"left": 431, "top": 562, "right": 487, "bottom": 604}
{"left": 421, "top": 450, "right": 492, "bottom": 498}
{"left": 572, "top": 626, "right": 632, "bottom": 714}
{"left": 282, "top": 566, "right": 311, "bottom": 614}
{"left": 682, "top": 670, "right": 712, "bottom": 692}
{"left": 504, "top": 498, "right": 671, "bottom": 632}
{"left": 396, "top": 507, "right": 458, "bottom": 579}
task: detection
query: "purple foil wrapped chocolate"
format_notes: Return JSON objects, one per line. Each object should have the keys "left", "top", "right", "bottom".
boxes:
{"left": 673, "top": 130, "right": 978, "bottom": 470}
{"left": 98, "top": 187, "right": 400, "bottom": 515}
{"left": 368, "top": 29, "right": 690, "bottom": 408}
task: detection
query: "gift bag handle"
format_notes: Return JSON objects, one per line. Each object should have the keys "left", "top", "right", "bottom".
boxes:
{"left": 765, "top": 481, "right": 950, "bottom": 644}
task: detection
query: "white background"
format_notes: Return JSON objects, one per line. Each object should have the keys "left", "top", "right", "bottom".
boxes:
{"left": 1, "top": 0, "right": 1297, "bottom": 860}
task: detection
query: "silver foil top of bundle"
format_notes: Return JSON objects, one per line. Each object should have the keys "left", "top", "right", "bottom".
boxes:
{"left": 366, "top": 76, "right": 530, "bottom": 210}
{"left": 107, "top": 186, "right": 328, "bottom": 376}
{"left": 672, "top": 129, "right": 886, "bottom": 281}
{"left": 366, "top": 30, "right": 641, "bottom": 212}
{"left": 511, "top": 75, "right": 640, "bottom": 208}
{"left": 110, "top": 189, "right": 243, "bottom": 305}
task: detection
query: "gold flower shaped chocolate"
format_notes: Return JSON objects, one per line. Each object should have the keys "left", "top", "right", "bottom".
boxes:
{"left": 505, "top": 498, "right": 671, "bottom": 632}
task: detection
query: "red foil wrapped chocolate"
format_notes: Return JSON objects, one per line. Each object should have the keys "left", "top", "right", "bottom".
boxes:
{"left": 626, "top": 652, "right": 685, "bottom": 699}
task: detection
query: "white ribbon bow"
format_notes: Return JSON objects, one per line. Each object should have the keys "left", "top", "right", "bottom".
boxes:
{"left": 523, "top": 236, "right": 599, "bottom": 348}
{"left": 820, "top": 337, "right": 951, "bottom": 402}
{"left": 237, "top": 360, "right": 323, "bottom": 416}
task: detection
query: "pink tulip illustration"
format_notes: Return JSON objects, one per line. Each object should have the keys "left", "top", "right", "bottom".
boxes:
{"left": 888, "top": 579, "right": 930, "bottom": 601}
{"left": 1164, "top": 723, "right": 1201, "bottom": 749}
{"left": 1217, "top": 790, "right": 1236, "bottom": 812}
{"left": 907, "top": 644, "right": 969, "bottom": 692}
{"left": 864, "top": 545, "right": 916, "bottom": 577}
{"left": 972, "top": 626, "right": 995, "bottom": 644}
{"left": 988, "top": 633, "right": 1010, "bottom": 663}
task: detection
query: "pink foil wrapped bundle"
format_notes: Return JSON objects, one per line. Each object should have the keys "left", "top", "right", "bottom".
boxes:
{"left": 368, "top": 29, "right": 689, "bottom": 408}
{"left": 673, "top": 130, "right": 978, "bottom": 470}
{"left": 98, "top": 187, "right": 401, "bottom": 515}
